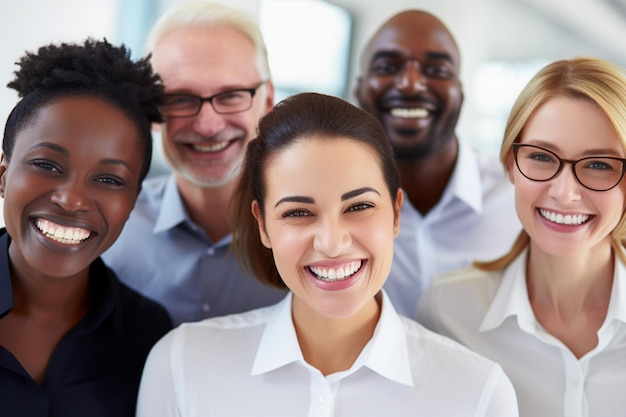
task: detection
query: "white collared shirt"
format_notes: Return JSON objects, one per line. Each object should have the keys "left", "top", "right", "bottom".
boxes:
{"left": 137, "top": 292, "right": 518, "bottom": 417}
{"left": 387, "top": 141, "right": 521, "bottom": 317}
{"left": 418, "top": 250, "right": 626, "bottom": 417}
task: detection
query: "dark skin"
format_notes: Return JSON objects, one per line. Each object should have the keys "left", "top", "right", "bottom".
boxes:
{"left": 355, "top": 10, "right": 464, "bottom": 215}
{"left": 0, "top": 96, "right": 144, "bottom": 382}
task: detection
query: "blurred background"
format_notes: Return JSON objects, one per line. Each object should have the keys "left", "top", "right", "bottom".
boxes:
{"left": 1, "top": 0, "right": 625, "bottom": 225}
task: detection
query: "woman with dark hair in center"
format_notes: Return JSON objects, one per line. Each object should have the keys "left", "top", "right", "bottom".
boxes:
{"left": 137, "top": 92, "right": 518, "bottom": 417}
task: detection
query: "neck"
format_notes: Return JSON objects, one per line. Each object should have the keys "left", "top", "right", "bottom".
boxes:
{"left": 292, "top": 294, "right": 381, "bottom": 376}
{"left": 175, "top": 175, "right": 235, "bottom": 242}
{"left": 526, "top": 241, "right": 613, "bottom": 320}
{"left": 397, "top": 138, "right": 458, "bottom": 215}
{"left": 8, "top": 247, "right": 90, "bottom": 319}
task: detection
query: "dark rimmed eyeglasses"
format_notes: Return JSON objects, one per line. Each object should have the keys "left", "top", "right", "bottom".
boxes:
{"left": 512, "top": 143, "right": 626, "bottom": 191}
{"left": 159, "top": 81, "right": 267, "bottom": 117}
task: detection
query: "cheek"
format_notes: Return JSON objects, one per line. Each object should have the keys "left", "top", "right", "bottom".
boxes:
{"left": 267, "top": 224, "right": 306, "bottom": 254}
{"left": 605, "top": 191, "right": 626, "bottom": 228}
{"left": 513, "top": 178, "right": 540, "bottom": 223}
{"left": 232, "top": 112, "right": 257, "bottom": 136}
{"left": 358, "top": 216, "right": 396, "bottom": 257}
{"left": 441, "top": 82, "right": 463, "bottom": 110}
{"left": 101, "top": 192, "right": 138, "bottom": 228}
{"left": 163, "top": 118, "right": 189, "bottom": 140}
{"left": 3, "top": 168, "right": 40, "bottom": 207}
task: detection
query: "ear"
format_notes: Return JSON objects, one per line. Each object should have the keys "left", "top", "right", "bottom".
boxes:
{"left": 353, "top": 76, "right": 364, "bottom": 107}
{"left": 503, "top": 150, "right": 515, "bottom": 184}
{"left": 0, "top": 153, "right": 7, "bottom": 199}
{"left": 251, "top": 200, "right": 271, "bottom": 248}
{"left": 151, "top": 122, "right": 161, "bottom": 133}
{"left": 392, "top": 188, "right": 403, "bottom": 237}
{"left": 262, "top": 81, "right": 276, "bottom": 112}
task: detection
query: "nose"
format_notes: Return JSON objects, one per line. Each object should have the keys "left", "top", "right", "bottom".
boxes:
{"left": 313, "top": 217, "right": 352, "bottom": 257}
{"left": 192, "top": 101, "right": 228, "bottom": 137}
{"left": 548, "top": 163, "right": 582, "bottom": 204}
{"left": 396, "top": 60, "right": 427, "bottom": 94}
{"left": 50, "top": 177, "right": 93, "bottom": 213}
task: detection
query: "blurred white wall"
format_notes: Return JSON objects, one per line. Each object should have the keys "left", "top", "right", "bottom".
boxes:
{"left": 1, "top": 0, "right": 625, "bottom": 227}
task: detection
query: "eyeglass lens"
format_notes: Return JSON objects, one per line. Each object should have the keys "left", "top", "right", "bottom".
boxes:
{"left": 160, "top": 89, "right": 255, "bottom": 117}
{"left": 514, "top": 144, "right": 625, "bottom": 191}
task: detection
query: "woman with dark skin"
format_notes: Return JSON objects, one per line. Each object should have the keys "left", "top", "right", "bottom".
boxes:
{"left": 0, "top": 39, "right": 172, "bottom": 417}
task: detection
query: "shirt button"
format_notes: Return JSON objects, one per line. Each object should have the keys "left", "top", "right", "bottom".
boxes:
{"left": 202, "top": 303, "right": 211, "bottom": 312}
{"left": 319, "top": 395, "right": 326, "bottom": 402}
{"left": 207, "top": 248, "right": 215, "bottom": 255}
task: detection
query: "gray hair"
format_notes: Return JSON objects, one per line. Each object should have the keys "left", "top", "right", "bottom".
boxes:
{"left": 146, "top": 1, "right": 271, "bottom": 80}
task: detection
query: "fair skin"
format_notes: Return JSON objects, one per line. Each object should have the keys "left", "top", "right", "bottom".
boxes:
{"left": 152, "top": 25, "right": 274, "bottom": 242}
{"left": 510, "top": 97, "right": 626, "bottom": 358}
{"left": 253, "top": 138, "right": 402, "bottom": 375}
{"left": 0, "top": 96, "right": 144, "bottom": 382}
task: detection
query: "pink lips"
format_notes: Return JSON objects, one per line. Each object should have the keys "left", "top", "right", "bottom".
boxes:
{"left": 307, "top": 260, "right": 365, "bottom": 291}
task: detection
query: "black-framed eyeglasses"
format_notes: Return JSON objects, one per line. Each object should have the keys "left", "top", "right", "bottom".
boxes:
{"left": 159, "top": 81, "right": 267, "bottom": 117}
{"left": 512, "top": 143, "right": 626, "bottom": 191}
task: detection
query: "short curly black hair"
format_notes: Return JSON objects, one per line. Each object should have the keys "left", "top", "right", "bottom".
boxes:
{"left": 2, "top": 38, "right": 164, "bottom": 183}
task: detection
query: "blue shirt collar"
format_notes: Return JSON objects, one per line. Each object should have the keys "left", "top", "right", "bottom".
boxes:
{"left": 154, "top": 175, "right": 190, "bottom": 234}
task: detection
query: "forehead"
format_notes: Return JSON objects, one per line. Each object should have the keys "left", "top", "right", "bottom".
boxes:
{"left": 13, "top": 96, "right": 143, "bottom": 161}
{"left": 264, "top": 137, "right": 384, "bottom": 192}
{"left": 522, "top": 97, "right": 622, "bottom": 152}
{"left": 152, "top": 25, "right": 261, "bottom": 93}
{"left": 363, "top": 12, "right": 460, "bottom": 67}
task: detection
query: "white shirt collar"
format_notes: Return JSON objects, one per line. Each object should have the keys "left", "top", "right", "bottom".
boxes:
{"left": 448, "top": 140, "right": 484, "bottom": 213}
{"left": 251, "top": 291, "right": 414, "bottom": 386}
{"left": 604, "top": 252, "right": 626, "bottom": 325}
{"left": 480, "top": 249, "right": 626, "bottom": 333}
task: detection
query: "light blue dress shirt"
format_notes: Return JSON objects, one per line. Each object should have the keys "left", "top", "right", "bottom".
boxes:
{"left": 102, "top": 175, "right": 288, "bottom": 325}
{"left": 387, "top": 141, "right": 521, "bottom": 318}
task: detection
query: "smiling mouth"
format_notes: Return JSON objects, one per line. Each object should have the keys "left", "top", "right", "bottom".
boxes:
{"left": 190, "top": 140, "right": 234, "bottom": 153}
{"left": 389, "top": 107, "right": 430, "bottom": 119}
{"left": 308, "top": 260, "right": 363, "bottom": 282}
{"left": 539, "top": 209, "right": 591, "bottom": 225}
{"left": 35, "top": 218, "right": 92, "bottom": 245}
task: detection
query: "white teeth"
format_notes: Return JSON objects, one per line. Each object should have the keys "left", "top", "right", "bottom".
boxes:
{"left": 35, "top": 218, "right": 91, "bottom": 245}
{"left": 390, "top": 108, "right": 429, "bottom": 119}
{"left": 539, "top": 209, "right": 589, "bottom": 225}
{"left": 192, "top": 141, "right": 229, "bottom": 152}
{"left": 309, "top": 260, "right": 362, "bottom": 282}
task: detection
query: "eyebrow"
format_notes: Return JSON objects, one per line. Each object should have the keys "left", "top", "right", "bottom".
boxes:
{"left": 273, "top": 187, "right": 381, "bottom": 208}
{"left": 425, "top": 51, "right": 455, "bottom": 64}
{"left": 29, "top": 142, "right": 132, "bottom": 169}
{"left": 371, "top": 50, "right": 454, "bottom": 64}
{"left": 101, "top": 158, "right": 132, "bottom": 170}
{"left": 341, "top": 187, "right": 381, "bottom": 201}
{"left": 528, "top": 140, "right": 624, "bottom": 158}
{"left": 29, "top": 142, "right": 68, "bottom": 156}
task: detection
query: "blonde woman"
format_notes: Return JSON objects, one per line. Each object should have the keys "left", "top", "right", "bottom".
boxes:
{"left": 418, "top": 57, "right": 626, "bottom": 417}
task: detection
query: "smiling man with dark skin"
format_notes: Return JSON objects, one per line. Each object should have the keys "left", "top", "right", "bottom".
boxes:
{"left": 354, "top": 10, "right": 520, "bottom": 318}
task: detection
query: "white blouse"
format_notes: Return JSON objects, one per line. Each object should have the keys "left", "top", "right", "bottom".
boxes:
{"left": 138, "top": 291, "right": 518, "bottom": 417}
{"left": 418, "top": 250, "right": 626, "bottom": 417}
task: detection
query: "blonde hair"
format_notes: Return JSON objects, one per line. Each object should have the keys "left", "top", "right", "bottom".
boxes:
{"left": 145, "top": 1, "right": 271, "bottom": 80}
{"left": 475, "top": 57, "right": 626, "bottom": 271}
